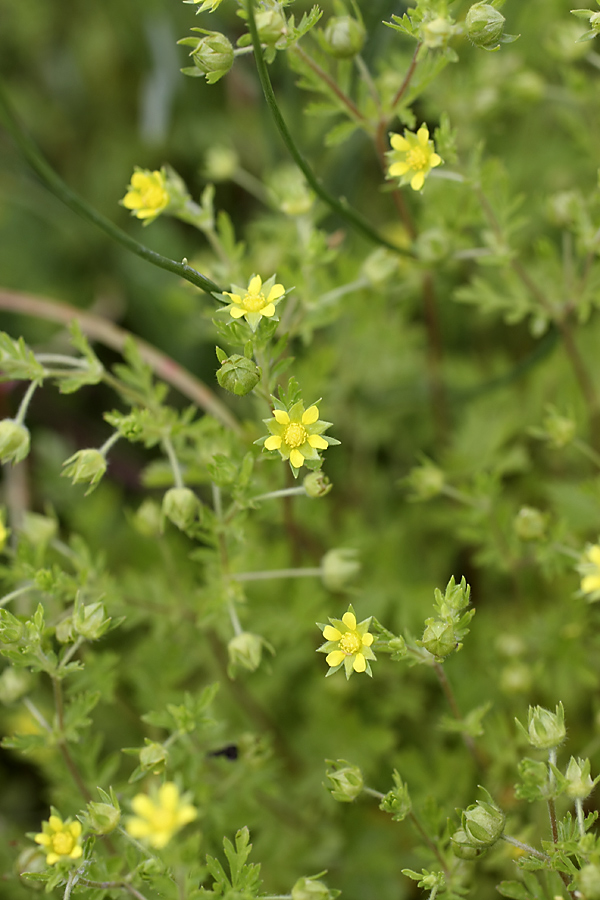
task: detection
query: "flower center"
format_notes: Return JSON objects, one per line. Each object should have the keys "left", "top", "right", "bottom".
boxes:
{"left": 151, "top": 809, "right": 176, "bottom": 831}
{"left": 339, "top": 632, "right": 361, "bottom": 654}
{"left": 141, "top": 184, "right": 166, "bottom": 210}
{"left": 52, "top": 832, "right": 75, "bottom": 855}
{"left": 242, "top": 291, "right": 267, "bottom": 312}
{"left": 284, "top": 423, "right": 307, "bottom": 448}
{"left": 407, "top": 146, "right": 428, "bottom": 171}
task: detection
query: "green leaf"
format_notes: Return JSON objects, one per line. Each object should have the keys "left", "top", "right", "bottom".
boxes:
{"left": 0, "top": 332, "right": 45, "bottom": 382}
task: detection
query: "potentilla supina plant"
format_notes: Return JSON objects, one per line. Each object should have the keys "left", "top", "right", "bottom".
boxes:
{"left": 125, "top": 782, "right": 197, "bottom": 849}
{"left": 259, "top": 398, "right": 339, "bottom": 475}
{"left": 217, "top": 274, "right": 286, "bottom": 331}
{"left": 33, "top": 813, "right": 83, "bottom": 866}
{"left": 386, "top": 125, "right": 443, "bottom": 191}
{"left": 317, "top": 607, "right": 376, "bottom": 678}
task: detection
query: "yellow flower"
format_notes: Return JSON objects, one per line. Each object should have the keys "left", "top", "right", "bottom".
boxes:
{"left": 387, "top": 125, "right": 442, "bottom": 191}
{"left": 579, "top": 543, "right": 600, "bottom": 598}
{"left": 220, "top": 274, "right": 285, "bottom": 332}
{"left": 121, "top": 168, "right": 170, "bottom": 223}
{"left": 318, "top": 608, "right": 376, "bottom": 678}
{"left": 126, "top": 782, "right": 197, "bottom": 849}
{"left": 261, "top": 400, "right": 339, "bottom": 473}
{"left": 34, "top": 814, "right": 83, "bottom": 866}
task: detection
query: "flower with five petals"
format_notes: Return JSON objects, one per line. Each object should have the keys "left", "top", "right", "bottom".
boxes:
{"left": 387, "top": 125, "right": 442, "bottom": 191}
{"left": 126, "top": 782, "right": 197, "bottom": 849}
{"left": 260, "top": 400, "right": 339, "bottom": 474}
{"left": 219, "top": 274, "right": 285, "bottom": 331}
{"left": 318, "top": 608, "right": 376, "bottom": 678}
{"left": 34, "top": 813, "right": 83, "bottom": 866}
{"left": 121, "top": 168, "right": 170, "bottom": 224}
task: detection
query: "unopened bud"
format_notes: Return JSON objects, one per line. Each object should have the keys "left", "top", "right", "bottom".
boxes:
{"left": 140, "top": 741, "right": 168, "bottom": 773}
{"left": 254, "top": 9, "right": 287, "bottom": 45}
{"left": 321, "top": 548, "right": 360, "bottom": 591}
{"left": 451, "top": 827, "right": 483, "bottom": 859}
{"left": 577, "top": 864, "right": 600, "bottom": 900}
{"left": 62, "top": 448, "right": 107, "bottom": 493}
{"left": 303, "top": 472, "right": 332, "bottom": 498}
{"left": 461, "top": 790, "right": 505, "bottom": 847}
{"left": 227, "top": 632, "right": 265, "bottom": 674}
{"left": 513, "top": 507, "right": 547, "bottom": 541}
{"left": 0, "top": 419, "right": 30, "bottom": 465}
{"left": 465, "top": 2, "right": 505, "bottom": 49}
{"left": 162, "top": 487, "right": 201, "bottom": 531}
{"left": 379, "top": 770, "right": 411, "bottom": 821}
{"left": 421, "top": 16, "right": 455, "bottom": 49}
{"left": 418, "top": 618, "right": 457, "bottom": 659}
{"left": 321, "top": 16, "right": 365, "bottom": 58}
{"left": 292, "top": 875, "right": 338, "bottom": 900}
{"left": 131, "top": 499, "right": 162, "bottom": 538}
{"left": 179, "top": 30, "right": 234, "bottom": 84}
{"left": 216, "top": 354, "right": 261, "bottom": 396}
{"left": 85, "top": 800, "right": 121, "bottom": 835}
{"left": 521, "top": 703, "right": 566, "bottom": 751}
{"left": 325, "top": 759, "right": 363, "bottom": 802}
{"left": 565, "top": 757, "right": 597, "bottom": 801}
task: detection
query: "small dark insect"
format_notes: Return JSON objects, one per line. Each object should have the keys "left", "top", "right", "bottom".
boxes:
{"left": 207, "top": 744, "right": 238, "bottom": 761}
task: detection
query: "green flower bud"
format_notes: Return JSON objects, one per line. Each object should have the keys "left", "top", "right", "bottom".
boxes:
{"left": 325, "top": 759, "right": 364, "bottom": 802}
{"left": 0, "top": 419, "right": 30, "bottom": 465}
{"left": 140, "top": 741, "right": 169, "bottom": 773}
{"left": 204, "top": 146, "right": 239, "bottom": 182}
{"left": 227, "top": 632, "right": 265, "bottom": 674}
{"left": 418, "top": 618, "right": 457, "bottom": 659}
{"left": 321, "top": 16, "right": 365, "bottom": 59}
{"left": 255, "top": 9, "right": 287, "bottom": 45}
{"left": 73, "top": 597, "right": 111, "bottom": 641}
{"left": 216, "top": 354, "right": 261, "bottom": 396}
{"left": 180, "top": 30, "right": 234, "bottom": 84}
{"left": 162, "top": 487, "right": 201, "bottom": 531}
{"left": 513, "top": 506, "right": 547, "bottom": 541}
{"left": 56, "top": 616, "right": 74, "bottom": 643}
{"left": 267, "top": 165, "right": 314, "bottom": 216}
{"left": 522, "top": 703, "right": 566, "bottom": 751}
{"left": 292, "top": 875, "right": 338, "bottom": 900}
{"left": 421, "top": 16, "right": 455, "bottom": 49}
{"left": 0, "top": 666, "right": 31, "bottom": 704}
{"left": 85, "top": 801, "right": 121, "bottom": 835}
{"left": 451, "top": 827, "right": 483, "bottom": 859}
{"left": 321, "top": 548, "right": 360, "bottom": 591}
{"left": 577, "top": 864, "right": 600, "bottom": 900}
{"left": 0, "top": 608, "right": 25, "bottom": 643}
{"left": 62, "top": 448, "right": 107, "bottom": 493}
{"left": 461, "top": 790, "right": 505, "bottom": 847}
{"left": 465, "top": 2, "right": 506, "bottom": 49}
{"left": 20, "top": 511, "right": 57, "bottom": 546}
{"left": 405, "top": 459, "right": 445, "bottom": 500}
{"left": 500, "top": 662, "right": 532, "bottom": 695}
{"left": 131, "top": 499, "right": 163, "bottom": 538}
{"left": 565, "top": 757, "right": 597, "bottom": 801}
{"left": 379, "top": 770, "right": 411, "bottom": 821}
{"left": 303, "top": 471, "right": 332, "bottom": 498}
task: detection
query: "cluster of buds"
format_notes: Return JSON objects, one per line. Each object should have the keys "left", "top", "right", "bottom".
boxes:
{"left": 379, "top": 770, "right": 412, "bottom": 822}
{"left": 416, "top": 576, "right": 473, "bottom": 660}
{"left": 451, "top": 788, "right": 505, "bottom": 859}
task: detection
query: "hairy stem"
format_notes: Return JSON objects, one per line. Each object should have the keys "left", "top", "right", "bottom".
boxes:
{"left": 51, "top": 675, "right": 92, "bottom": 802}
{"left": 433, "top": 661, "right": 484, "bottom": 769}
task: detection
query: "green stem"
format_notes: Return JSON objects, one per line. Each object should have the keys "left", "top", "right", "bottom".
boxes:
{"left": 501, "top": 835, "right": 551, "bottom": 862}
{"left": 576, "top": 798, "right": 585, "bottom": 837}
{"left": 433, "top": 661, "right": 485, "bottom": 769}
{"left": 162, "top": 436, "right": 185, "bottom": 489}
{"left": 390, "top": 41, "right": 422, "bottom": 110}
{"left": 35, "top": 353, "right": 90, "bottom": 369}
{"left": 232, "top": 567, "right": 322, "bottom": 581}
{"left": 293, "top": 44, "right": 367, "bottom": 125}
{"left": 0, "top": 582, "right": 34, "bottom": 608}
{"left": 77, "top": 878, "right": 150, "bottom": 900}
{"left": 51, "top": 675, "right": 92, "bottom": 802}
{"left": 23, "top": 696, "right": 52, "bottom": 731}
{"left": 14, "top": 380, "right": 39, "bottom": 425}
{"left": 409, "top": 810, "right": 450, "bottom": 880}
{"left": 99, "top": 431, "right": 121, "bottom": 457}
{"left": 251, "top": 486, "right": 307, "bottom": 502}
{"left": 245, "top": 0, "right": 409, "bottom": 256}
{"left": 363, "top": 786, "right": 385, "bottom": 799}
{"left": 0, "top": 79, "right": 221, "bottom": 296}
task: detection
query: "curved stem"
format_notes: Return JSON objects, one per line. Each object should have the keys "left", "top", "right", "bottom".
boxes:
{"left": 433, "top": 661, "right": 485, "bottom": 769}
{"left": 15, "top": 380, "right": 39, "bottom": 425}
{"left": 51, "top": 674, "right": 92, "bottom": 802}
{"left": 232, "top": 567, "right": 322, "bottom": 581}
{"left": 390, "top": 42, "right": 422, "bottom": 111}
{"left": 0, "top": 288, "right": 241, "bottom": 433}
{"left": 501, "top": 835, "right": 551, "bottom": 862}
{"left": 162, "top": 436, "right": 185, "bottom": 489}
{"left": 293, "top": 44, "right": 367, "bottom": 124}
{"left": 0, "top": 80, "right": 221, "bottom": 297}
{"left": 245, "top": 0, "right": 410, "bottom": 256}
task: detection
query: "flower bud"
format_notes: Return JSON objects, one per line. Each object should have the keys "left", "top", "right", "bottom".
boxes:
{"left": 321, "top": 548, "right": 360, "bottom": 591}
{"left": 73, "top": 598, "right": 111, "bottom": 641}
{"left": 461, "top": 790, "right": 505, "bottom": 847}
{"left": 61, "top": 448, "right": 107, "bottom": 493}
{"left": 162, "top": 487, "right": 201, "bottom": 531}
{"left": 0, "top": 608, "right": 25, "bottom": 643}
{"left": 216, "top": 354, "right": 261, "bottom": 396}
{"left": 303, "top": 472, "right": 332, "bottom": 498}
{"left": 321, "top": 16, "right": 365, "bottom": 59}
{"left": 325, "top": 759, "right": 363, "bottom": 802}
{"left": 140, "top": 741, "right": 169, "bottom": 773}
{"left": 565, "top": 757, "right": 597, "bottom": 801}
{"left": 0, "top": 419, "right": 30, "bottom": 465}
{"left": 20, "top": 511, "right": 57, "bottom": 546}
{"left": 204, "top": 146, "right": 239, "bottom": 182}
{"left": 421, "top": 16, "right": 455, "bottom": 49}
{"left": 379, "top": 770, "right": 411, "bottom": 822}
{"left": 85, "top": 801, "right": 121, "bottom": 835}
{"left": 292, "top": 875, "right": 338, "bottom": 900}
{"left": 577, "top": 864, "right": 600, "bottom": 900}
{"left": 180, "top": 30, "right": 234, "bottom": 84}
{"left": 405, "top": 459, "right": 445, "bottom": 500}
{"left": 418, "top": 618, "right": 457, "bottom": 659}
{"left": 513, "top": 507, "right": 547, "bottom": 542}
{"left": 131, "top": 499, "right": 163, "bottom": 538}
{"left": 451, "top": 827, "right": 483, "bottom": 859}
{"left": 465, "top": 2, "right": 506, "bottom": 49}
{"left": 227, "top": 632, "right": 265, "bottom": 674}
{"left": 254, "top": 9, "right": 287, "bottom": 45}
{"left": 522, "top": 703, "right": 566, "bottom": 751}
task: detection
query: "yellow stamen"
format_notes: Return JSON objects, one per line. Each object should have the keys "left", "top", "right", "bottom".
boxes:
{"left": 284, "top": 423, "right": 307, "bottom": 448}
{"left": 339, "top": 632, "right": 361, "bottom": 654}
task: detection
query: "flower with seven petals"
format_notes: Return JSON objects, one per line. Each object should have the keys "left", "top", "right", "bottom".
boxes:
{"left": 579, "top": 543, "right": 600, "bottom": 599}
{"left": 261, "top": 400, "right": 339, "bottom": 473}
{"left": 34, "top": 814, "right": 83, "bottom": 866}
{"left": 126, "top": 782, "right": 197, "bottom": 849}
{"left": 387, "top": 125, "right": 442, "bottom": 191}
{"left": 318, "top": 609, "right": 376, "bottom": 678}
{"left": 220, "top": 274, "right": 285, "bottom": 331}
{"left": 121, "top": 168, "right": 170, "bottom": 223}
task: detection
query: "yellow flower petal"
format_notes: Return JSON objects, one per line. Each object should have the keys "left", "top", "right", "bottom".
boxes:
{"left": 69, "top": 846, "right": 83, "bottom": 860}
{"left": 342, "top": 611, "right": 356, "bottom": 630}
{"left": 229, "top": 306, "right": 246, "bottom": 318}
{"left": 411, "top": 172, "right": 425, "bottom": 191}
{"left": 261, "top": 303, "right": 276, "bottom": 317}
{"left": 46, "top": 853, "right": 60, "bottom": 866}
{"left": 302, "top": 405, "right": 319, "bottom": 425}
{"left": 362, "top": 632, "right": 374, "bottom": 647}
{"left": 48, "top": 816, "right": 63, "bottom": 832}
{"left": 69, "top": 821, "right": 82, "bottom": 838}
{"left": 131, "top": 795, "right": 155, "bottom": 817}
{"left": 353, "top": 653, "right": 366, "bottom": 672}
{"left": 323, "top": 625, "right": 341, "bottom": 641}
{"left": 34, "top": 833, "right": 51, "bottom": 846}
{"left": 308, "top": 434, "right": 328, "bottom": 450}
{"left": 430, "top": 153, "right": 442, "bottom": 168}
{"left": 290, "top": 448, "right": 305, "bottom": 468}
{"left": 264, "top": 435, "right": 282, "bottom": 450}
{"left": 248, "top": 274, "right": 262, "bottom": 294}
{"left": 587, "top": 545, "right": 600, "bottom": 566}
{"left": 267, "top": 284, "right": 285, "bottom": 302}
{"left": 126, "top": 817, "right": 151, "bottom": 839}
{"left": 131, "top": 172, "right": 148, "bottom": 189}
{"left": 326, "top": 650, "right": 345, "bottom": 667}
{"left": 158, "top": 782, "right": 179, "bottom": 810}
{"left": 417, "top": 126, "right": 430, "bottom": 145}
{"left": 389, "top": 162, "right": 410, "bottom": 177}
{"left": 390, "top": 134, "right": 409, "bottom": 151}
{"left": 122, "top": 192, "right": 141, "bottom": 209}
{"left": 273, "top": 409, "right": 290, "bottom": 425}
{"left": 582, "top": 574, "right": 600, "bottom": 594}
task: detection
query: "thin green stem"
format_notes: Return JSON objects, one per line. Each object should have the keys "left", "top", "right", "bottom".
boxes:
{"left": 99, "top": 431, "right": 121, "bottom": 457}
{"left": 363, "top": 786, "right": 385, "bottom": 800}
{"left": 0, "top": 582, "right": 34, "bottom": 608}
{"left": 162, "top": 436, "right": 185, "bottom": 489}
{"left": 23, "top": 696, "right": 52, "bottom": 731}
{"left": 355, "top": 55, "right": 382, "bottom": 113}
{"left": 15, "top": 380, "right": 39, "bottom": 425}
{"left": 35, "top": 353, "right": 89, "bottom": 369}
{"left": 0, "top": 80, "right": 221, "bottom": 297}
{"left": 293, "top": 44, "right": 367, "bottom": 125}
{"left": 251, "top": 486, "right": 307, "bottom": 502}
{"left": 245, "top": 0, "right": 409, "bottom": 256}
{"left": 232, "top": 567, "right": 322, "bottom": 581}
{"left": 78, "top": 878, "right": 150, "bottom": 900}
{"left": 501, "top": 835, "right": 551, "bottom": 862}
{"left": 433, "top": 661, "right": 485, "bottom": 769}
{"left": 59, "top": 636, "right": 85, "bottom": 670}
{"left": 212, "top": 483, "right": 243, "bottom": 637}
{"left": 409, "top": 810, "right": 450, "bottom": 879}
{"left": 51, "top": 675, "right": 92, "bottom": 802}
{"left": 576, "top": 798, "right": 585, "bottom": 837}
{"left": 390, "top": 42, "right": 422, "bottom": 111}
